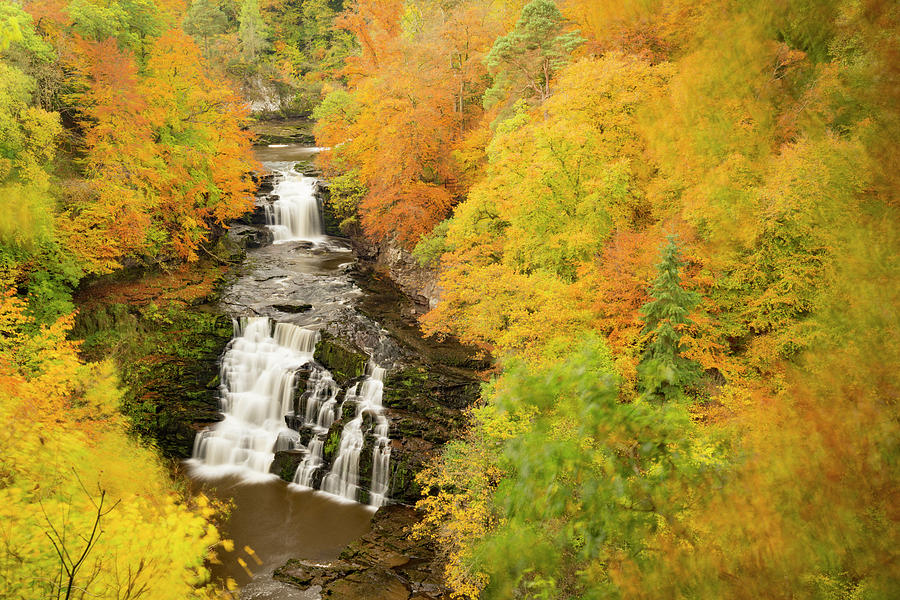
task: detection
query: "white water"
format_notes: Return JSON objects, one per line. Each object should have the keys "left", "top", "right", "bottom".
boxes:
{"left": 321, "top": 365, "right": 391, "bottom": 507}
{"left": 191, "top": 318, "right": 316, "bottom": 479}
{"left": 191, "top": 318, "right": 393, "bottom": 507}
{"left": 191, "top": 157, "right": 392, "bottom": 507}
{"left": 265, "top": 167, "right": 324, "bottom": 243}
{"left": 292, "top": 369, "right": 340, "bottom": 489}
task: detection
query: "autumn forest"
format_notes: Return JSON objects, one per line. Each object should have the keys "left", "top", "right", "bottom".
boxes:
{"left": 0, "top": 0, "right": 898, "bottom": 599}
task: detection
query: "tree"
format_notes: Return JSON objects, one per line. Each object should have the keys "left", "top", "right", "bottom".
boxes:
{"left": 484, "top": 0, "right": 583, "bottom": 107}
{"left": 637, "top": 235, "right": 702, "bottom": 400}
{"left": 415, "top": 336, "right": 711, "bottom": 599}
{"left": 238, "top": 0, "right": 268, "bottom": 61}
{"left": 183, "top": 0, "right": 228, "bottom": 58}
{"left": 0, "top": 293, "right": 224, "bottom": 600}
{"left": 315, "top": 0, "right": 504, "bottom": 247}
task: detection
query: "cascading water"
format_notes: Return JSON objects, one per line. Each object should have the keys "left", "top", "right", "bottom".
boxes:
{"left": 265, "top": 167, "right": 323, "bottom": 243}
{"left": 192, "top": 318, "right": 316, "bottom": 477}
{"left": 191, "top": 160, "right": 393, "bottom": 505}
{"left": 192, "top": 318, "right": 393, "bottom": 506}
{"left": 320, "top": 365, "right": 391, "bottom": 507}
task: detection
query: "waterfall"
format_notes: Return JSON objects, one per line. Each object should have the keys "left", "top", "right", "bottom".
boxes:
{"left": 266, "top": 167, "right": 323, "bottom": 243}
{"left": 321, "top": 365, "right": 391, "bottom": 506}
{"left": 191, "top": 317, "right": 392, "bottom": 507}
{"left": 192, "top": 318, "right": 316, "bottom": 477}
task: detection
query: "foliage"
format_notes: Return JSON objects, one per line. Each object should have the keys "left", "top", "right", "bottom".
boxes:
{"left": 636, "top": 236, "right": 702, "bottom": 400}
{"left": 183, "top": 0, "right": 228, "bottom": 57}
{"left": 393, "top": 0, "right": 900, "bottom": 597}
{"left": 412, "top": 219, "right": 450, "bottom": 267}
{"left": 313, "top": 0, "right": 505, "bottom": 246}
{"left": 468, "top": 338, "right": 714, "bottom": 599}
{"left": 0, "top": 0, "right": 897, "bottom": 598}
{"left": 483, "top": 0, "right": 583, "bottom": 107}
{"left": 238, "top": 0, "right": 268, "bottom": 61}
{"left": 59, "top": 29, "right": 256, "bottom": 272}
{"left": 0, "top": 3, "right": 60, "bottom": 252}
{"left": 0, "top": 293, "right": 224, "bottom": 599}
{"left": 323, "top": 168, "right": 367, "bottom": 233}
{"left": 422, "top": 53, "right": 671, "bottom": 359}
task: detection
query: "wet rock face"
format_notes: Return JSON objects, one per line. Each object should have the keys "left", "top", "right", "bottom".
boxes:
{"left": 313, "top": 333, "right": 368, "bottom": 384}
{"left": 352, "top": 237, "right": 442, "bottom": 312}
{"left": 380, "top": 367, "right": 475, "bottom": 502}
{"left": 228, "top": 223, "right": 273, "bottom": 249}
{"left": 272, "top": 303, "right": 313, "bottom": 314}
{"left": 254, "top": 172, "right": 277, "bottom": 195}
{"left": 73, "top": 299, "right": 234, "bottom": 459}
{"left": 274, "top": 505, "right": 449, "bottom": 599}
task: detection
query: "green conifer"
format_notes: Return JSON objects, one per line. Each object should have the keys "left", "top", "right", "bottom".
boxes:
{"left": 637, "top": 235, "right": 703, "bottom": 400}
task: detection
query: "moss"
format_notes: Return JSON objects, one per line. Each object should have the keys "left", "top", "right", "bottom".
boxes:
{"left": 313, "top": 333, "right": 367, "bottom": 384}
{"left": 388, "top": 460, "right": 422, "bottom": 504}
{"left": 73, "top": 302, "right": 233, "bottom": 458}
{"left": 323, "top": 427, "right": 342, "bottom": 461}
{"left": 271, "top": 451, "right": 304, "bottom": 482}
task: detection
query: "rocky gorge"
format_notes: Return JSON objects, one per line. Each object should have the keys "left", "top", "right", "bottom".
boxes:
{"left": 75, "top": 136, "right": 486, "bottom": 599}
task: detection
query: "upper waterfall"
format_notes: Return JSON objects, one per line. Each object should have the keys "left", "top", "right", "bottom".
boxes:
{"left": 266, "top": 167, "right": 324, "bottom": 243}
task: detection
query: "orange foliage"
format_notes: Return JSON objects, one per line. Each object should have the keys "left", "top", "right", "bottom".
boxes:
{"left": 578, "top": 229, "right": 657, "bottom": 353}
{"left": 317, "top": 0, "right": 501, "bottom": 247}
{"left": 361, "top": 182, "right": 454, "bottom": 247}
{"left": 337, "top": 0, "right": 403, "bottom": 80}
{"left": 562, "top": 0, "right": 705, "bottom": 62}
{"left": 57, "top": 29, "right": 255, "bottom": 272}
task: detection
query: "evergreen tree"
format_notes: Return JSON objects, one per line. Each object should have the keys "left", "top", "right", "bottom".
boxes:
{"left": 183, "top": 0, "right": 228, "bottom": 58}
{"left": 484, "top": 0, "right": 583, "bottom": 107}
{"left": 238, "top": 0, "right": 268, "bottom": 61}
{"left": 637, "top": 235, "right": 702, "bottom": 400}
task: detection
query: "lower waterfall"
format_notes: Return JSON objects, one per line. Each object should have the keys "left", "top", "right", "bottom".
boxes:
{"left": 190, "top": 316, "right": 393, "bottom": 507}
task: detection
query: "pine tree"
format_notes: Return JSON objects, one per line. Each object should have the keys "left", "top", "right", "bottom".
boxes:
{"left": 483, "top": 0, "right": 583, "bottom": 107}
{"left": 238, "top": 0, "right": 268, "bottom": 61}
{"left": 637, "top": 235, "right": 702, "bottom": 400}
{"left": 184, "top": 0, "right": 228, "bottom": 58}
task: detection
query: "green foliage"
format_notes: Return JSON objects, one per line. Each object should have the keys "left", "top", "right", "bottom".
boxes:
{"left": 312, "top": 88, "right": 360, "bottom": 127}
{"left": 0, "top": 56, "right": 61, "bottom": 251}
{"left": 68, "top": 0, "right": 165, "bottom": 56}
{"left": 238, "top": 0, "right": 269, "bottom": 60}
{"left": 637, "top": 236, "right": 702, "bottom": 401}
{"left": 325, "top": 168, "right": 366, "bottom": 233}
{"left": 183, "top": 0, "right": 228, "bottom": 56}
{"left": 412, "top": 218, "right": 450, "bottom": 267}
{"left": 484, "top": 0, "right": 583, "bottom": 107}
{"left": 272, "top": 0, "right": 353, "bottom": 75}
{"left": 425, "top": 335, "right": 723, "bottom": 598}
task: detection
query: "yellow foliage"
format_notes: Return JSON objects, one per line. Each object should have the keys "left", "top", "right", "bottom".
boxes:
{"left": 0, "top": 294, "right": 221, "bottom": 599}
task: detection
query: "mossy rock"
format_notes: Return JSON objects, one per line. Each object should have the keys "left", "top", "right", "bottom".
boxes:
{"left": 270, "top": 450, "right": 304, "bottom": 482}
{"left": 73, "top": 302, "right": 233, "bottom": 458}
{"left": 314, "top": 333, "right": 367, "bottom": 384}
{"left": 317, "top": 184, "right": 345, "bottom": 238}
{"left": 323, "top": 424, "right": 343, "bottom": 462}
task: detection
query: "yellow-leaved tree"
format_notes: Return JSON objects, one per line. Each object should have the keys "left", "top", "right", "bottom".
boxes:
{"left": 0, "top": 293, "right": 224, "bottom": 599}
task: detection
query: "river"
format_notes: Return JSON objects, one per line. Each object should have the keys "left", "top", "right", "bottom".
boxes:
{"left": 185, "top": 144, "right": 409, "bottom": 598}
